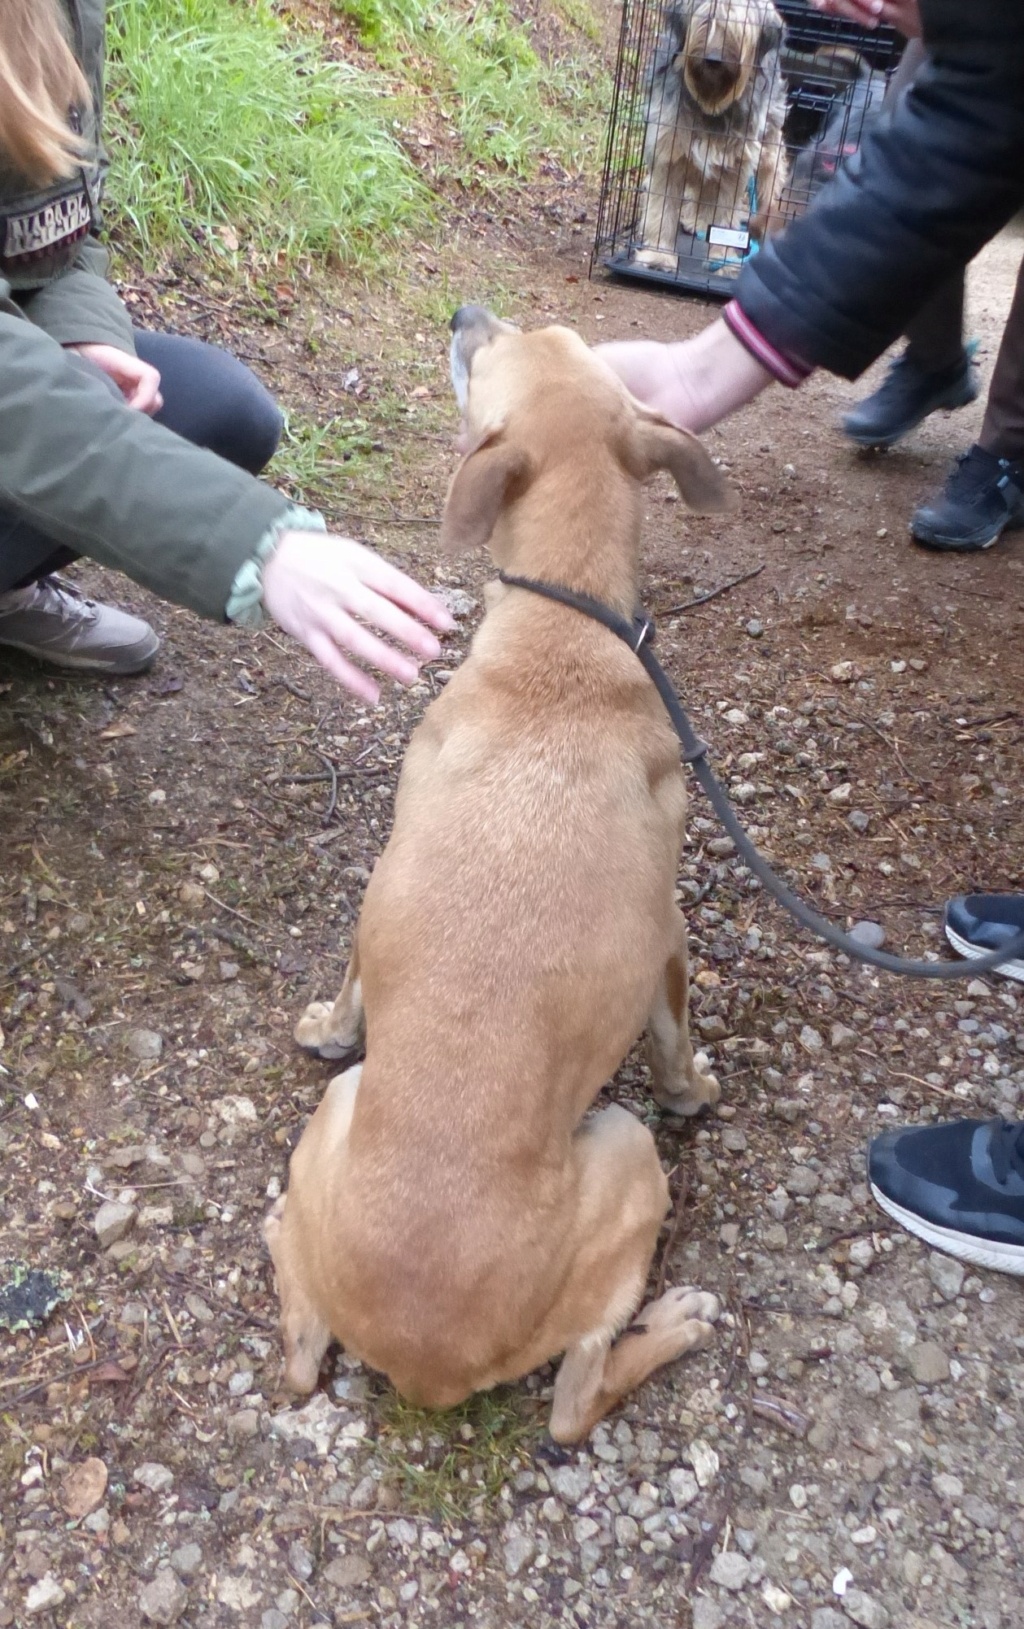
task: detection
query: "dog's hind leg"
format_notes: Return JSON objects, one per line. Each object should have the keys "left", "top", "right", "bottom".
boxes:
{"left": 537, "top": 1106, "right": 718, "bottom": 1442}
{"left": 295, "top": 931, "right": 365, "bottom": 1059}
{"left": 646, "top": 906, "right": 720, "bottom": 1116}
{"left": 265, "top": 1065, "right": 363, "bottom": 1392}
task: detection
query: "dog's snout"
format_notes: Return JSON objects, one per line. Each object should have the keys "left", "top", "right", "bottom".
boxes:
{"left": 450, "top": 304, "right": 492, "bottom": 335}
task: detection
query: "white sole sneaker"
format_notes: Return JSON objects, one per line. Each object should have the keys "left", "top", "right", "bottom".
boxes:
{"left": 870, "top": 1182, "right": 1024, "bottom": 1275}
{"left": 945, "top": 923, "right": 1024, "bottom": 984}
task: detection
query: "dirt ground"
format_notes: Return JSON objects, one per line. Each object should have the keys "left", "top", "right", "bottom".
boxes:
{"left": 3, "top": 128, "right": 1024, "bottom": 1629}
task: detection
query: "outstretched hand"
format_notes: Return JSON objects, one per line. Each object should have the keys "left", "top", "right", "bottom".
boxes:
{"left": 808, "top": 0, "right": 922, "bottom": 36}
{"left": 261, "top": 530, "right": 456, "bottom": 704}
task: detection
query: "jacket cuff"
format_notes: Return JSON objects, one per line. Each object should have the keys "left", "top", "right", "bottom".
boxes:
{"left": 225, "top": 506, "right": 326, "bottom": 627}
{"left": 722, "top": 301, "right": 813, "bottom": 389}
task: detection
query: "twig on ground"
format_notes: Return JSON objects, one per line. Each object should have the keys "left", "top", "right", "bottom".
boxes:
{"left": 656, "top": 563, "right": 764, "bottom": 617}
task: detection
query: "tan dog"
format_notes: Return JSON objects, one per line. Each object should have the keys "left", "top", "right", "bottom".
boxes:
{"left": 635, "top": 0, "right": 788, "bottom": 271}
{"left": 264, "top": 308, "right": 735, "bottom": 1443}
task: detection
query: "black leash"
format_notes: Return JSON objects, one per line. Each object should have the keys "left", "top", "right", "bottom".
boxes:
{"left": 498, "top": 570, "right": 1024, "bottom": 980}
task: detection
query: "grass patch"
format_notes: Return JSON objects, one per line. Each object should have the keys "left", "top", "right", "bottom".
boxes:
{"left": 375, "top": 1386, "right": 543, "bottom": 1520}
{"left": 334, "top": 0, "right": 608, "bottom": 178}
{"left": 104, "top": 0, "right": 428, "bottom": 263}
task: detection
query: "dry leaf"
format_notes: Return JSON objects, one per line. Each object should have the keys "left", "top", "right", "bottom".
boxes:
{"left": 89, "top": 1360, "right": 130, "bottom": 1385}
{"left": 98, "top": 722, "right": 137, "bottom": 740}
{"left": 60, "top": 1456, "right": 108, "bottom": 1518}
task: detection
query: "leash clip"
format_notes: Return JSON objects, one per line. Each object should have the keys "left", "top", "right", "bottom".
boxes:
{"left": 632, "top": 615, "right": 655, "bottom": 654}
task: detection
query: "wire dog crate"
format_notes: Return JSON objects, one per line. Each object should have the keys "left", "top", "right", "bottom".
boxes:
{"left": 593, "top": 0, "right": 905, "bottom": 299}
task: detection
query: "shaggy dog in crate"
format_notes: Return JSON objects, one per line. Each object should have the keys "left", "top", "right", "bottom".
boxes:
{"left": 634, "top": 0, "right": 788, "bottom": 271}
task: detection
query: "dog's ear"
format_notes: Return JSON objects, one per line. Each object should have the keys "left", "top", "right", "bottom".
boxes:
{"left": 626, "top": 407, "right": 738, "bottom": 514}
{"left": 440, "top": 432, "right": 530, "bottom": 553}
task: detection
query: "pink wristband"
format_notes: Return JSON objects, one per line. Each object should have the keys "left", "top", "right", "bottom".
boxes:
{"left": 722, "top": 301, "right": 812, "bottom": 389}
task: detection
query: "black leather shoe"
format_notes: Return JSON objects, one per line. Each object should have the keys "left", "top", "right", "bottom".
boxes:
{"left": 842, "top": 349, "right": 977, "bottom": 449}
{"left": 912, "top": 445, "right": 1024, "bottom": 552}
{"left": 945, "top": 893, "right": 1024, "bottom": 983}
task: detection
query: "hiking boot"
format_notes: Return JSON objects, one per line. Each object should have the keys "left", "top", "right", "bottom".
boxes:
{"left": 911, "top": 444, "right": 1024, "bottom": 552}
{"left": 869, "top": 1117, "right": 1024, "bottom": 1275}
{"left": 944, "top": 893, "right": 1024, "bottom": 983}
{"left": 842, "top": 349, "right": 977, "bottom": 449}
{"left": 0, "top": 575, "right": 159, "bottom": 674}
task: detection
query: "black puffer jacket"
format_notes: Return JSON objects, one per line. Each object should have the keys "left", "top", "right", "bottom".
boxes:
{"left": 735, "top": 0, "right": 1024, "bottom": 379}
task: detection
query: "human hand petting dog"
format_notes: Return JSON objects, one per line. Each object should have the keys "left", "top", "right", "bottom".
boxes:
{"left": 598, "top": 318, "right": 775, "bottom": 435}
{"left": 261, "top": 530, "right": 455, "bottom": 704}
{"left": 809, "top": 0, "right": 922, "bottom": 36}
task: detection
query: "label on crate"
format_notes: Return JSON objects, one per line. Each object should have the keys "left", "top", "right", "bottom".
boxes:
{"left": 707, "top": 225, "right": 750, "bottom": 250}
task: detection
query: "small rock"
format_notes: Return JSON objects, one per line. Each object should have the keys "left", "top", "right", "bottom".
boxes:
{"left": 215, "top": 1095, "right": 257, "bottom": 1126}
{"left": 847, "top": 810, "right": 870, "bottom": 834}
{"left": 811, "top": 1613, "right": 847, "bottom": 1629}
{"left": 228, "top": 1409, "right": 260, "bottom": 1443}
{"left": 909, "top": 1340, "right": 950, "bottom": 1385}
{"left": 721, "top": 1127, "right": 747, "bottom": 1153}
{"left": 548, "top": 1463, "right": 592, "bottom": 1505}
{"left": 932, "top": 1472, "right": 964, "bottom": 1501}
{"left": 709, "top": 1550, "right": 750, "bottom": 1591}
{"left": 762, "top": 1582, "right": 793, "bottom": 1613}
{"left": 126, "top": 1027, "right": 163, "bottom": 1061}
{"left": 829, "top": 661, "right": 856, "bottom": 683}
{"left": 687, "top": 1439, "right": 719, "bottom": 1488}
{"left": 719, "top": 1222, "right": 741, "bottom": 1249}
{"left": 786, "top": 1165, "right": 820, "bottom": 1197}
{"left": 323, "top": 1554, "right": 371, "bottom": 1588}
{"left": 693, "top": 1602, "right": 724, "bottom": 1629}
{"left": 614, "top": 1515, "right": 640, "bottom": 1546}
{"left": 799, "top": 1025, "right": 823, "bottom": 1054}
{"left": 668, "top": 1467, "right": 700, "bottom": 1507}
{"left": 848, "top": 1238, "right": 876, "bottom": 1270}
{"left": 184, "top": 1292, "right": 213, "bottom": 1322}
{"left": 841, "top": 1589, "right": 889, "bottom": 1629}
{"left": 830, "top": 1023, "right": 857, "bottom": 1052}
{"left": 228, "top": 1369, "right": 255, "bottom": 1396}
{"left": 849, "top": 920, "right": 886, "bottom": 950}
{"left": 502, "top": 1525, "right": 535, "bottom": 1578}
{"left": 134, "top": 1462, "right": 174, "bottom": 1495}
{"left": 827, "top": 783, "right": 852, "bottom": 806}
{"left": 217, "top": 1576, "right": 262, "bottom": 1611}
{"left": 60, "top": 1456, "right": 108, "bottom": 1518}
{"left": 435, "top": 586, "right": 477, "bottom": 620}
{"left": 269, "top": 1392, "right": 341, "bottom": 1456}
{"left": 94, "top": 1200, "right": 136, "bottom": 1248}
{"left": 178, "top": 882, "right": 205, "bottom": 906}
{"left": 928, "top": 1253, "right": 965, "bottom": 1301}
{"left": 169, "top": 1543, "right": 203, "bottom": 1578}
{"left": 789, "top": 1483, "right": 808, "bottom": 1510}
{"left": 139, "top": 1568, "right": 188, "bottom": 1625}
{"left": 219, "top": 961, "right": 240, "bottom": 982}
{"left": 25, "top": 1577, "right": 67, "bottom": 1616}
{"left": 198, "top": 863, "right": 220, "bottom": 884}
{"left": 745, "top": 620, "right": 764, "bottom": 638}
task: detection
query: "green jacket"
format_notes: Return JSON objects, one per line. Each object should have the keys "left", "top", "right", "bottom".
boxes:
{"left": 0, "top": 0, "right": 293, "bottom": 618}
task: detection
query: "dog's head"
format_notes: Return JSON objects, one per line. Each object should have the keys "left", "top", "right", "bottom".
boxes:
{"left": 442, "top": 304, "right": 735, "bottom": 558}
{"left": 670, "top": 0, "right": 783, "bottom": 116}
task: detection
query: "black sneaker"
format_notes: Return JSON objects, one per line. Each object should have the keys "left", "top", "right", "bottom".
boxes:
{"left": 944, "top": 893, "right": 1024, "bottom": 983}
{"left": 842, "top": 349, "right": 977, "bottom": 449}
{"left": 912, "top": 444, "right": 1024, "bottom": 552}
{"left": 869, "top": 1118, "right": 1024, "bottom": 1275}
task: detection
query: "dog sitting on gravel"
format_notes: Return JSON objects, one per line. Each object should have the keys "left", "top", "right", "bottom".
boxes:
{"left": 634, "top": 0, "right": 789, "bottom": 270}
{"left": 264, "top": 306, "right": 733, "bottom": 1443}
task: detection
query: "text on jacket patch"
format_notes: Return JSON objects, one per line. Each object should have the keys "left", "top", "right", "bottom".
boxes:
{"left": 3, "top": 192, "right": 91, "bottom": 264}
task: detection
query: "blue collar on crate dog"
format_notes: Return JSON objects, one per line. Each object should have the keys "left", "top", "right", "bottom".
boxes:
{"left": 702, "top": 175, "right": 760, "bottom": 273}
{"left": 497, "top": 568, "right": 1024, "bottom": 980}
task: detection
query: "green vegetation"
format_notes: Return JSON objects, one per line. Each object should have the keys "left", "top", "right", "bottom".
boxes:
{"left": 104, "top": 0, "right": 606, "bottom": 266}
{"left": 104, "top": 0, "right": 427, "bottom": 262}
{"left": 375, "top": 1385, "right": 544, "bottom": 1520}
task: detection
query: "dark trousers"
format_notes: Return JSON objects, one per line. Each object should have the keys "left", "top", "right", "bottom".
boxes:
{"left": 0, "top": 329, "right": 282, "bottom": 595}
{"left": 887, "top": 41, "right": 1024, "bottom": 460}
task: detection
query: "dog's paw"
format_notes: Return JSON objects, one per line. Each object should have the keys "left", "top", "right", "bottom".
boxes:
{"left": 652, "top": 1051, "right": 721, "bottom": 1118}
{"left": 632, "top": 246, "right": 679, "bottom": 272}
{"left": 629, "top": 1285, "right": 720, "bottom": 1363}
{"left": 294, "top": 1001, "right": 361, "bottom": 1059}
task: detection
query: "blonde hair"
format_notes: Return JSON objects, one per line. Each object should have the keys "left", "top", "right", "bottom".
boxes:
{"left": 0, "top": 0, "right": 90, "bottom": 184}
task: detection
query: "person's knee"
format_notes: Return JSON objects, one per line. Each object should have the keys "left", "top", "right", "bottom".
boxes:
{"left": 135, "top": 330, "right": 283, "bottom": 474}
